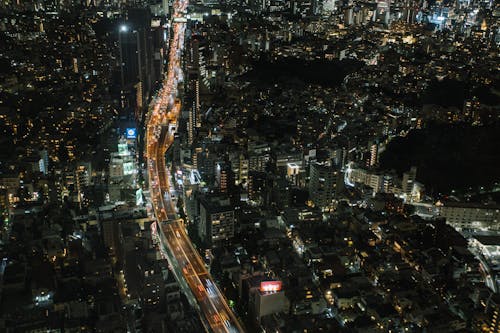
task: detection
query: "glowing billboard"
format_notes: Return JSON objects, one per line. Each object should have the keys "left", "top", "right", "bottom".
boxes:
{"left": 126, "top": 128, "right": 137, "bottom": 139}
{"left": 260, "top": 281, "right": 282, "bottom": 293}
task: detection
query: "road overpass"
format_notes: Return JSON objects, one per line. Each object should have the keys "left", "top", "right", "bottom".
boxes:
{"left": 144, "top": 0, "right": 244, "bottom": 331}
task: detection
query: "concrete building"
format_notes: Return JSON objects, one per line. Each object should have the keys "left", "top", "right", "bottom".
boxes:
{"left": 198, "top": 196, "right": 235, "bottom": 245}
{"left": 242, "top": 276, "right": 289, "bottom": 324}
{"left": 439, "top": 202, "right": 500, "bottom": 232}
{"left": 402, "top": 166, "right": 417, "bottom": 196}
{"left": 251, "top": 286, "right": 288, "bottom": 323}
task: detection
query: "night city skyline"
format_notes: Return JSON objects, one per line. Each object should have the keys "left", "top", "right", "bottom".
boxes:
{"left": 0, "top": 0, "right": 499, "bottom": 332}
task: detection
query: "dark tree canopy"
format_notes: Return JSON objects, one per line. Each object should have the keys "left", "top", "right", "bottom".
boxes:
{"left": 380, "top": 122, "right": 500, "bottom": 194}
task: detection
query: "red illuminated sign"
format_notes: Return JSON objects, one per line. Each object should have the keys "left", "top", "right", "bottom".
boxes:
{"left": 260, "top": 281, "right": 282, "bottom": 293}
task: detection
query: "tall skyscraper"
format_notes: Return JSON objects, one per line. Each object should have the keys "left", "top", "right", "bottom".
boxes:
{"left": 119, "top": 8, "right": 157, "bottom": 123}
{"left": 215, "top": 162, "right": 234, "bottom": 194}
{"left": 308, "top": 161, "right": 342, "bottom": 210}
{"left": 367, "top": 140, "right": 379, "bottom": 167}
{"left": 187, "top": 36, "right": 202, "bottom": 145}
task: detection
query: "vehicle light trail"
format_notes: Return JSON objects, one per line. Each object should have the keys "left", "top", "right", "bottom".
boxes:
{"left": 145, "top": 0, "right": 244, "bottom": 332}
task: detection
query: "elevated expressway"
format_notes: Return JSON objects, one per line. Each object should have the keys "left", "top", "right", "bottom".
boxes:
{"left": 144, "top": 1, "right": 244, "bottom": 332}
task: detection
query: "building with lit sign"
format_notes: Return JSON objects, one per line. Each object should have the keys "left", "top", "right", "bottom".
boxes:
{"left": 252, "top": 280, "right": 288, "bottom": 323}
{"left": 241, "top": 275, "right": 289, "bottom": 324}
{"left": 126, "top": 128, "right": 137, "bottom": 139}
{"left": 260, "top": 280, "right": 282, "bottom": 293}
{"left": 108, "top": 138, "right": 138, "bottom": 202}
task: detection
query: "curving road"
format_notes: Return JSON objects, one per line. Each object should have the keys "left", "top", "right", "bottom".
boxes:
{"left": 145, "top": 1, "right": 244, "bottom": 332}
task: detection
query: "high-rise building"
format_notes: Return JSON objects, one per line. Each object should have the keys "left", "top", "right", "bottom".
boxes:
{"left": 367, "top": 140, "right": 379, "bottom": 167}
{"left": 344, "top": 7, "right": 354, "bottom": 25}
{"left": 239, "top": 154, "right": 249, "bottom": 185}
{"left": 402, "top": 166, "right": 417, "bottom": 196}
{"left": 188, "top": 80, "right": 200, "bottom": 145}
{"left": 187, "top": 36, "right": 202, "bottom": 145}
{"left": 286, "top": 163, "right": 300, "bottom": 186}
{"left": 308, "top": 161, "right": 342, "bottom": 209}
{"left": 215, "top": 162, "right": 234, "bottom": 194}
{"left": 248, "top": 171, "right": 267, "bottom": 203}
{"left": 198, "top": 196, "right": 235, "bottom": 245}
{"left": 119, "top": 8, "right": 157, "bottom": 123}
{"left": 38, "top": 150, "right": 49, "bottom": 175}
{"left": 75, "top": 162, "right": 92, "bottom": 207}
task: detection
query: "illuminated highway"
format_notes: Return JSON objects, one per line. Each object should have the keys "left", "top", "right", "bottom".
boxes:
{"left": 145, "top": 1, "right": 244, "bottom": 332}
